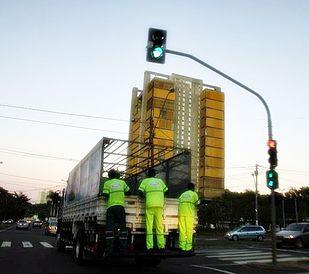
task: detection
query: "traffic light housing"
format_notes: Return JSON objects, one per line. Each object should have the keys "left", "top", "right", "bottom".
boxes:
{"left": 266, "top": 169, "right": 278, "bottom": 189}
{"left": 267, "top": 140, "right": 278, "bottom": 168}
{"left": 146, "top": 28, "right": 167, "bottom": 64}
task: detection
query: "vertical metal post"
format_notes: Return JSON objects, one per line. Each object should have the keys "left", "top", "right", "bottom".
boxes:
{"left": 149, "top": 115, "right": 155, "bottom": 167}
{"left": 253, "top": 164, "right": 259, "bottom": 225}
{"left": 271, "top": 189, "right": 277, "bottom": 264}
{"left": 282, "top": 197, "right": 286, "bottom": 228}
{"left": 254, "top": 165, "right": 259, "bottom": 225}
{"left": 294, "top": 197, "right": 299, "bottom": 222}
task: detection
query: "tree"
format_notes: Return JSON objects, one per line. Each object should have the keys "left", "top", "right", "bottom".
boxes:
{"left": 46, "top": 191, "right": 61, "bottom": 217}
{"left": 0, "top": 187, "right": 31, "bottom": 220}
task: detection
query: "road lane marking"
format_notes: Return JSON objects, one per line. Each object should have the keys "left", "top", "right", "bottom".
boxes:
{"left": 206, "top": 251, "right": 261, "bottom": 257}
{"left": 235, "top": 256, "right": 309, "bottom": 264}
{"left": 197, "top": 249, "right": 248, "bottom": 253}
{"left": 39, "top": 242, "right": 54, "bottom": 248}
{"left": 250, "top": 246, "right": 309, "bottom": 255}
{"left": 222, "top": 254, "right": 291, "bottom": 261}
{"left": 192, "top": 265, "right": 236, "bottom": 274}
{"left": 196, "top": 249, "right": 250, "bottom": 256}
{"left": 1, "top": 241, "right": 11, "bottom": 247}
{"left": 22, "top": 241, "right": 33, "bottom": 248}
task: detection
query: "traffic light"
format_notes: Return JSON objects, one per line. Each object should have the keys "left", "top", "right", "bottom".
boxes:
{"left": 266, "top": 169, "right": 279, "bottom": 189}
{"left": 267, "top": 139, "right": 278, "bottom": 168}
{"left": 146, "top": 28, "right": 167, "bottom": 64}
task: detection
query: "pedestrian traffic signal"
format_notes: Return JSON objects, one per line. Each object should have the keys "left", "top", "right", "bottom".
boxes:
{"left": 266, "top": 169, "right": 278, "bottom": 189}
{"left": 267, "top": 140, "right": 278, "bottom": 168}
{"left": 146, "top": 28, "right": 167, "bottom": 64}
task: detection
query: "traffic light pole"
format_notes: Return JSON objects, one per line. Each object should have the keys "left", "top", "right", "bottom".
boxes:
{"left": 166, "top": 49, "right": 273, "bottom": 139}
{"left": 165, "top": 48, "right": 277, "bottom": 264}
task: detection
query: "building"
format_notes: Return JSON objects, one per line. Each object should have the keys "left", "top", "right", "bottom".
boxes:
{"left": 38, "top": 190, "right": 47, "bottom": 204}
{"left": 127, "top": 71, "right": 224, "bottom": 199}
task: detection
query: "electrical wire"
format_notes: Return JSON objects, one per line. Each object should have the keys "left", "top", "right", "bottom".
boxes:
{"left": 0, "top": 172, "right": 61, "bottom": 184}
{"left": 0, "top": 147, "right": 78, "bottom": 162}
{"left": 0, "top": 181, "right": 64, "bottom": 190}
{"left": 0, "top": 115, "right": 129, "bottom": 134}
{"left": 0, "top": 103, "right": 130, "bottom": 122}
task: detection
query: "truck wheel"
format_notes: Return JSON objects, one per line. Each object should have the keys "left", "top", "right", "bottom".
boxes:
{"left": 73, "top": 231, "right": 85, "bottom": 265}
{"left": 56, "top": 233, "right": 65, "bottom": 252}
{"left": 135, "top": 257, "right": 161, "bottom": 267}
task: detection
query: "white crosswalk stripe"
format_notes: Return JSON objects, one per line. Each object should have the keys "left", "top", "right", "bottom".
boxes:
{"left": 198, "top": 248, "right": 309, "bottom": 264}
{"left": 1, "top": 241, "right": 11, "bottom": 247}
{"left": 1, "top": 241, "right": 55, "bottom": 248}
{"left": 22, "top": 241, "right": 33, "bottom": 248}
{"left": 234, "top": 256, "right": 309, "bottom": 264}
{"left": 39, "top": 242, "right": 54, "bottom": 248}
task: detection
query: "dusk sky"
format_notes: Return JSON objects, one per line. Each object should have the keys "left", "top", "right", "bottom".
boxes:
{"left": 0, "top": 0, "right": 308, "bottom": 202}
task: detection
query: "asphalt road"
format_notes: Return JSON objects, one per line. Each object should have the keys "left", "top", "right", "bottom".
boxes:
{"left": 1, "top": 226, "right": 309, "bottom": 274}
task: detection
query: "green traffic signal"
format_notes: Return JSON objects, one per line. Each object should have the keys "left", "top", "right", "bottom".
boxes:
{"left": 266, "top": 169, "right": 278, "bottom": 189}
{"left": 146, "top": 28, "right": 167, "bottom": 64}
{"left": 151, "top": 46, "right": 164, "bottom": 59}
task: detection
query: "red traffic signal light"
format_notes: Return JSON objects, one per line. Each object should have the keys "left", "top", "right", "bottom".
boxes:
{"left": 267, "top": 140, "right": 278, "bottom": 168}
{"left": 267, "top": 140, "right": 276, "bottom": 149}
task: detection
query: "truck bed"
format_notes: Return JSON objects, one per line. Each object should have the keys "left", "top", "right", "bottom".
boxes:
{"left": 62, "top": 195, "right": 179, "bottom": 233}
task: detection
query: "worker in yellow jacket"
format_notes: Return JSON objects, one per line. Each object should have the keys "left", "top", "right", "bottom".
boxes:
{"left": 138, "top": 168, "right": 168, "bottom": 250}
{"left": 178, "top": 182, "right": 199, "bottom": 251}
{"left": 102, "top": 169, "right": 130, "bottom": 254}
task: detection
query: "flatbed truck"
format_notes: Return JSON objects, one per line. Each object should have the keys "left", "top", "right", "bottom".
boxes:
{"left": 56, "top": 137, "right": 195, "bottom": 266}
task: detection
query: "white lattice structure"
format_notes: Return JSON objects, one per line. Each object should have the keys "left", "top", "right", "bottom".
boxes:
{"left": 129, "top": 71, "right": 224, "bottom": 198}
{"left": 141, "top": 72, "right": 203, "bottom": 183}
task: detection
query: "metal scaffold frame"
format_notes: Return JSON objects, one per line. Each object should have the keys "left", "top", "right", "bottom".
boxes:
{"left": 101, "top": 137, "right": 185, "bottom": 178}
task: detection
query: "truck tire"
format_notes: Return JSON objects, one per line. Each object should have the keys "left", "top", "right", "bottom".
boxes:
{"left": 135, "top": 256, "right": 161, "bottom": 267}
{"left": 56, "top": 233, "right": 65, "bottom": 252}
{"left": 73, "top": 231, "right": 85, "bottom": 265}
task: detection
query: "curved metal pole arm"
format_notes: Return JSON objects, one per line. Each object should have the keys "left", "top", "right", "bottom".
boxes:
{"left": 166, "top": 49, "right": 273, "bottom": 140}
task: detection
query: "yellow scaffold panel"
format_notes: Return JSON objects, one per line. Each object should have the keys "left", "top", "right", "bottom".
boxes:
{"left": 204, "top": 136, "right": 224, "bottom": 148}
{"left": 206, "top": 118, "right": 224, "bottom": 129}
{"left": 205, "top": 108, "right": 224, "bottom": 120}
{"left": 205, "top": 167, "right": 224, "bottom": 178}
{"left": 206, "top": 147, "right": 224, "bottom": 158}
{"left": 154, "top": 129, "right": 174, "bottom": 140}
{"left": 205, "top": 90, "right": 225, "bottom": 101}
{"left": 154, "top": 88, "right": 176, "bottom": 100}
{"left": 203, "top": 157, "right": 225, "bottom": 168}
{"left": 204, "top": 127, "right": 224, "bottom": 139}
{"left": 206, "top": 100, "right": 224, "bottom": 111}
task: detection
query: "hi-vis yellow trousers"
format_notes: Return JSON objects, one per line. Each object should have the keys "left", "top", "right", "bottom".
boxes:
{"left": 146, "top": 207, "right": 165, "bottom": 249}
{"left": 179, "top": 216, "right": 194, "bottom": 251}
